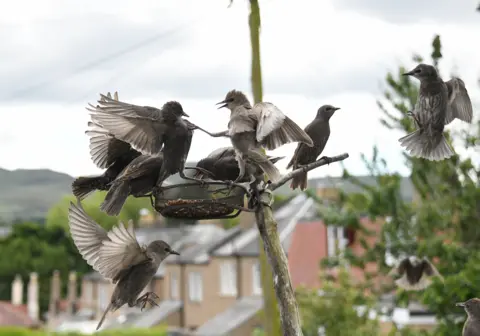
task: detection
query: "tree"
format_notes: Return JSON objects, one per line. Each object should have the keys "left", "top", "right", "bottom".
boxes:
{"left": 305, "top": 35, "right": 479, "bottom": 335}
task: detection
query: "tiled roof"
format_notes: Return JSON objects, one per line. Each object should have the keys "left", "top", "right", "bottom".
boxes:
{"left": 195, "top": 296, "right": 263, "bottom": 336}
{"left": 130, "top": 300, "right": 182, "bottom": 328}
{"left": 288, "top": 220, "right": 327, "bottom": 289}
{"left": 0, "top": 302, "right": 35, "bottom": 327}
{"left": 213, "top": 194, "right": 317, "bottom": 257}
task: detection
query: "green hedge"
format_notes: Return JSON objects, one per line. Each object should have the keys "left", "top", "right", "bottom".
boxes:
{"left": 0, "top": 327, "right": 167, "bottom": 336}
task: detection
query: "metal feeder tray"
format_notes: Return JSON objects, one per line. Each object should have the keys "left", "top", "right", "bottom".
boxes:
{"left": 152, "top": 181, "right": 254, "bottom": 220}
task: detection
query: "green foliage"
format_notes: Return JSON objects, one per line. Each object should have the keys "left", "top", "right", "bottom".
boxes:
{"left": 304, "top": 35, "right": 479, "bottom": 335}
{"left": 0, "top": 327, "right": 167, "bottom": 336}
{"left": 45, "top": 192, "right": 152, "bottom": 231}
{"left": 297, "top": 267, "right": 380, "bottom": 336}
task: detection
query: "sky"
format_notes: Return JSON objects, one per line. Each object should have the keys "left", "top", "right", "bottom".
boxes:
{"left": 0, "top": 0, "right": 479, "bottom": 179}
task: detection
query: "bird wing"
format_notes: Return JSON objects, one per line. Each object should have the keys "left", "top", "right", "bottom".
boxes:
{"left": 86, "top": 94, "right": 167, "bottom": 156}
{"left": 444, "top": 77, "right": 473, "bottom": 124}
{"left": 253, "top": 102, "right": 313, "bottom": 150}
{"left": 85, "top": 120, "right": 140, "bottom": 169}
{"left": 421, "top": 258, "right": 443, "bottom": 279}
{"left": 286, "top": 119, "right": 328, "bottom": 169}
{"left": 115, "top": 155, "right": 164, "bottom": 182}
{"left": 388, "top": 257, "right": 411, "bottom": 277}
{"left": 68, "top": 201, "right": 148, "bottom": 283}
{"left": 228, "top": 106, "right": 257, "bottom": 135}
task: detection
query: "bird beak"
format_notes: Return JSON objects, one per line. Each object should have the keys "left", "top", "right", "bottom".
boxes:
{"left": 333, "top": 107, "right": 341, "bottom": 112}
{"left": 182, "top": 111, "right": 190, "bottom": 117}
{"left": 170, "top": 249, "right": 180, "bottom": 255}
{"left": 402, "top": 70, "right": 414, "bottom": 76}
{"left": 216, "top": 100, "right": 228, "bottom": 109}
{"left": 456, "top": 302, "right": 466, "bottom": 307}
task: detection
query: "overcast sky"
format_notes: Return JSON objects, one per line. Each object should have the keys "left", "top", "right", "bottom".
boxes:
{"left": 0, "top": 0, "right": 478, "bottom": 179}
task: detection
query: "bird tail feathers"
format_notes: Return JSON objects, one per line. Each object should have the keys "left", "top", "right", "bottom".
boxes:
{"left": 247, "top": 149, "right": 282, "bottom": 183}
{"left": 72, "top": 176, "right": 109, "bottom": 200}
{"left": 100, "top": 181, "right": 130, "bottom": 216}
{"left": 399, "top": 130, "right": 454, "bottom": 161}
{"left": 96, "top": 303, "right": 112, "bottom": 330}
{"left": 262, "top": 117, "right": 314, "bottom": 151}
{"left": 290, "top": 171, "right": 308, "bottom": 191}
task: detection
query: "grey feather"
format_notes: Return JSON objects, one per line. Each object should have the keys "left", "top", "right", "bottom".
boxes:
{"left": 444, "top": 77, "right": 473, "bottom": 124}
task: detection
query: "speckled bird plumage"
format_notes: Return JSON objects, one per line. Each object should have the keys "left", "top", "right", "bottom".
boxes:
{"left": 457, "top": 298, "right": 480, "bottom": 336}
{"left": 217, "top": 90, "right": 313, "bottom": 183}
{"left": 287, "top": 104, "right": 339, "bottom": 190}
{"left": 399, "top": 63, "right": 473, "bottom": 161}
{"left": 68, "top": 201, "right": 179, "bottom": 330}
{"left": 388, "top": 256, "right": 443, "bottom": 291}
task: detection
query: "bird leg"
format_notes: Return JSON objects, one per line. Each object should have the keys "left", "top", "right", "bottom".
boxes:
{"left": 406, "top": 110, "right": 422, "bottom": 128}
{"left": 233, "top": 154, "right": 246, "bottom": 184}
{"left": 179, "top": 170, "right": 207, "bottom": 187}
{"left": 135, "top": 292, "right": 160, "bottom": 312}
{"left": 183, "top": 166, "right": 215, "bottom": 179}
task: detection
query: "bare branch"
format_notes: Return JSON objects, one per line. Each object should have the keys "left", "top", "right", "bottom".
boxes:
{"left": 269, "top": 153, "right": 350, "bottom": 191}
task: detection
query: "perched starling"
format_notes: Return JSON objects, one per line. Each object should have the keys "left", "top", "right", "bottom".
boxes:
{"left": 72, "top": 93, "right": 141, "bottom": 199}
{"left": 68, "top": 201, "right": 179, "bottom": 330}
{"left": 457, "top": 298, "right": 480, "bottom": 336}
{"left": 194, "top": 146, "right": 284, "bottom": 183}
{"left": 216, "top": 90, "right": 313, "bottom": 183}
{"left": 100, "top": 154, "right": 164, "bottom": 216}
{"left": 388, "top": 256, "right": 443, "bottom": 291}
{"left": 399, "top": 63, "right": 472, "bottom": 161}
{"left": 286, "top": 105, "right": 340, "bottom": 190}
{"left": 86, "top": 95, "right": 202, "bottom": 188}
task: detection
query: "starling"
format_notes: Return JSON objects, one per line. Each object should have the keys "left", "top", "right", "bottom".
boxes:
{"left": 68, "top": 201, "right": 179, "bottom": 330}
{"left": 216, "top": 90, "right": 313, "bottom": 183}
{"left": 457, "top": 298, "right": 480, "bottom": 336}
{"left": 72, "top": 93, "right": 141, "bottom": 199}
{"left": 286, "top": 105, "right": 340, "bottom": 190}
{"left": 388, "top": 256, "right": 443, "bottom": 291}
{"left": 100, "top": 154, "right": 164, "bottom": 216}
{"left": 194, "top": 146, "right": 284, "bottom": 183}
{"left": 86, "top": 95, "right": 202, "bottom": 189}
{"left": 399, "top": 63, "right": 472, "bottom": 161}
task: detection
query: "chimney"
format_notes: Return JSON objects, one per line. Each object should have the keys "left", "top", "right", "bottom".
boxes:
{"left": 11, "top": 274, "right": 23, "bottom": 306}
{"left": 48, "top": 270, "right": 61, "bottom": 317}
{"left": 67, "top": 271, "right": 77, "bottom": 315}
{"left": 27, "top": 272, "right": 39, "bottom": 323}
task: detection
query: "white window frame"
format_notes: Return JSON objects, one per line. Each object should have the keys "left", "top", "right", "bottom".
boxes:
{"left": 326, "top": 226, "right": 349, "bottom": 257}
{"left": 219, "top": 261, "right": 237, "bottom": 296}
{"left": 188, "top": 272, "right": 203, "bottom": 302}
{"left": 252, "top": 262, "right": 262, "bottom": 295}
{"left": 170, "top": 273, "right": 179, "bottom": 300}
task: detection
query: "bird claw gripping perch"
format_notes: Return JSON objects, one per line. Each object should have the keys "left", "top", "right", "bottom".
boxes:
{"left": 258, "top": 188, "right": 274, "bottom": 208}
{"left": 318, "top": 156, "right": 333, "bottom": 165}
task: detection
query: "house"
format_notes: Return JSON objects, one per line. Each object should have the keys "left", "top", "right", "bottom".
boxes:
{"left": 56, "top": 175, "right": 435, "bottom": 335}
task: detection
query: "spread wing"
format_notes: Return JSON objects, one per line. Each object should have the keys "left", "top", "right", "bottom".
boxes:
{"left": 85, "top": 120, "right": 140, "bottom": 169}
{"left": 86, "top": 94, "right": 167, "bottom": 155}
{"left": 253, "top": 102, "right": 313, "bottom": 150}
{"left": 68, "top": 201, "right": 148, "bottom": 283}
{"left": 444, "top": 77, "right": 473, "bottom": 124}
{"left": 228, "top": 106, "right": 257, "bottom": 136}
{"left": 388, "top": 257, "right": 411, "bottom": 277}
{"left": 421, "top": 258, "right": 443, "bottom": 280}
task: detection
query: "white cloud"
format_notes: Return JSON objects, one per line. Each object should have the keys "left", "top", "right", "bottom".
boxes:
{"left": 0, "top": 0, "right": 478, "bottom": 178}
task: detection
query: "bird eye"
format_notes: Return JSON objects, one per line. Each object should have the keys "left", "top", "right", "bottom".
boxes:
{"left": 165, "top": 247, "right": 169, "bottom": 252}
{"left": 415, "top": 68, "right": 422, "bottom": 73}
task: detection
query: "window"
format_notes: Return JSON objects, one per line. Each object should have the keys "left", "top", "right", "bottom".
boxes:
{"left": 83, "top": 282, "right": 93, "bottom": 306}
{"left": 220, "top": 261, "right": 237, "bottom": 296}
{"left": 97, "top": 283, "right": 108, "bottom": 311}
{"left": 188, "top": 272, "right": 203, "bottom": 302}
{"left": 326, "top": 226, "right": 349, "bottom": 257}
{"left": 252, "top": 262, "right": 262, "bottom": 295}
{"left": 170, "top": 274, "right": 179, "bottom": 300}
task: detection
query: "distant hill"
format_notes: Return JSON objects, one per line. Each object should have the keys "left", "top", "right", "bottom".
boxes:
{"left": 0, "top": 163, "right": 414, "bottom": 223}
{"left": 0, "top": 168, "right": 74, "bottom": 222}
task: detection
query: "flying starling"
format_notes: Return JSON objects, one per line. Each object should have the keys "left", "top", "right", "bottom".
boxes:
{"left": 388, "top": 256, "right": 443, "bottom": 291}
{"left": 286, "top": 104, "right": 340, "bottom": 190}
{"left": 399, "top": 63, "right": 472, "bottom": 161}
{"left": 457, "top": 298, "right": 480, "bottom": 336}
{"left": 86, "top": 95, "right": 204, "bottom": 189}
{"left": 100, "top": 154, "right": 165, "bottom": 216}
{"left": 194, "top": 146, "right": 284, "bottom": 183}
{"left": 68, "top": 201, "right": 179, "bottom": 330}
{"left": 216, "top": 90, "right": 313, "bottom": 183}
{"left": 72, "top": 93, "right": 141, "bottom": 199}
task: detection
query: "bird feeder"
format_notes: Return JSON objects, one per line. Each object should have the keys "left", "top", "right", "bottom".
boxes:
{"left": 152, "top": 181, "right": 254, "bottom": 220}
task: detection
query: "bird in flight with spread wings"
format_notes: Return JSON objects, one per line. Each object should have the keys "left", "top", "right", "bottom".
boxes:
{"left": 388, "top": 256, "right": 443, "bottom": 291}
